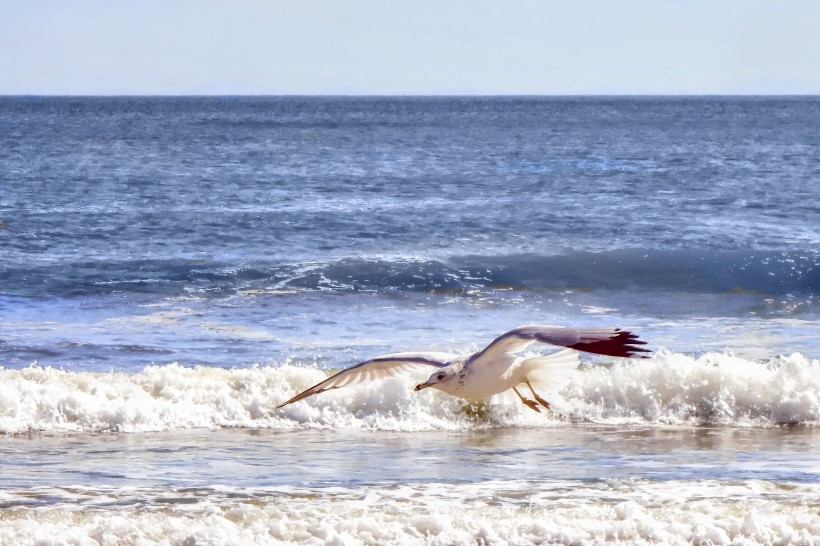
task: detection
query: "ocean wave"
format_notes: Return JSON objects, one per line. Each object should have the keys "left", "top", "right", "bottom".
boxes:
{"left": 4, "top": 248, "right": 818, "bottom": 300}
{"left": 2, "top": 351, "right": 819, "bottom": 434}
{"left": 1, "top": 480, "right": 818, "bottom": 545}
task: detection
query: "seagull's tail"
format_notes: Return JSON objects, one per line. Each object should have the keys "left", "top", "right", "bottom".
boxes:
{"left": 520, "top": 348, "right": 581, "bottom": 395}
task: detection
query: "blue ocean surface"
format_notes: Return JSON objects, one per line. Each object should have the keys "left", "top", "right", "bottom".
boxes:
{"left": 1, "top": 97, "right": 820, "bottom": 544}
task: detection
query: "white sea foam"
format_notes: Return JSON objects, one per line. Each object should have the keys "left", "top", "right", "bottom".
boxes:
{"left": 1, "top": 350, "right": 819, "bottom": 434}
{"left": 567, "top": 349, "right": 820, "bottom": 426}
{"left": 1, "top": 480, "right": 819, "bottom": 545}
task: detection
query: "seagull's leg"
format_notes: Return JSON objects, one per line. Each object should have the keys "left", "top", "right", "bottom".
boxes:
{"left": 526, "top": 380, "right": 552, "bottom": 410}
{"left": 512, "top": 386, "right": 541, "bottom": 413}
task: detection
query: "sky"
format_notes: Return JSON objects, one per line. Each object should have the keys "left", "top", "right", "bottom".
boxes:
{"left": 2, "top": 0, "right": 820, "bottom": 95}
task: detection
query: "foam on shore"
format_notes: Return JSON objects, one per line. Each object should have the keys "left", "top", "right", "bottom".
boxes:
{"left": 1, "top": 480, "right": 818, "bottom": 545}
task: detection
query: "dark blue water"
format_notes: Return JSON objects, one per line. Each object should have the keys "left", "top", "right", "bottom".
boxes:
{"left": 1, "top": 97, "right": 819, "bottom": 372}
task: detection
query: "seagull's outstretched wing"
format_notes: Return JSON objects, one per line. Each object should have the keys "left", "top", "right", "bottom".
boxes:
{"left": 277, "top": 352, "right": 456, "bottom": 408}
{"left": 474, "top": 325, "right": 650, "bottom": 363}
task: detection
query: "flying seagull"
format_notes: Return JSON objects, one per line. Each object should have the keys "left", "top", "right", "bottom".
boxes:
{"left": 277, "top": 325, "right": 649, "bottom": 412}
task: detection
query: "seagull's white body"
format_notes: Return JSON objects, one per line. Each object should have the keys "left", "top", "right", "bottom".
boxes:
{"left": 277, "top": 325, "right": 649, "bottom": 412}
{"left": 430, "top": 348, "right": 580, "bottom": 400}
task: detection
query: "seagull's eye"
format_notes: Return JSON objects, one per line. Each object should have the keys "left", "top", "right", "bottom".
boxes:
{"left": 437, "top": 373, "right": 445, "bottom": 380}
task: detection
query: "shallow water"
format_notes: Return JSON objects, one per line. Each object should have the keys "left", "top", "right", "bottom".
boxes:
{"left": 4, "top": 426, "right": 820, "bottom": 489}
{"left": 2, "top": 427, "right": 820, "bottom": 544}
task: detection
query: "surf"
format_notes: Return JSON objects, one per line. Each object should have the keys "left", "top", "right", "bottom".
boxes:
{"left": 2, "top": 350, "right": 818, "bottom": 434}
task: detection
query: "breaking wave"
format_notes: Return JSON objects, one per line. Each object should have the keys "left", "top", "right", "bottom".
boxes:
{"left": 2, "top": 350, "right": 819, "bottom": 434}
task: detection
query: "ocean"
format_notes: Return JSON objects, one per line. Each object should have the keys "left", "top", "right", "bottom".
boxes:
{"left": 1, "top": 96, "right": 819, "bottom": 544}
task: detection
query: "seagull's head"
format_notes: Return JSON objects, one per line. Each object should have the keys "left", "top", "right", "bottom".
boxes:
{"left": 414, "top": 368, "right": 456, "bottom": 392}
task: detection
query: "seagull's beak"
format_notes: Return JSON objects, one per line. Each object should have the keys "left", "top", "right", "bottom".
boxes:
{"left": 414, "top": 381, "right": 433, "bottom": 391}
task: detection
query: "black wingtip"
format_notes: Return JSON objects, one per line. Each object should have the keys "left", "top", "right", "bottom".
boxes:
{"left": 570, "top": 329, "right": 652, "bottom": 358}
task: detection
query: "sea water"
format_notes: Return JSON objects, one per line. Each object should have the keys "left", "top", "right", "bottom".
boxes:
{"left": 1, "top": 96, "right": 819, "bottom": 544}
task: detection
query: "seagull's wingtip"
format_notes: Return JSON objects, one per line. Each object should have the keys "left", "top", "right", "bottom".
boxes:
{"left": 568, "top": 328, "right": 653, "bottom": 358}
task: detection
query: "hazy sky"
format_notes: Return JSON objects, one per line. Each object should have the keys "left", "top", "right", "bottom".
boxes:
{"left": 3, "top": 0, "right": 820, "bottom": 95}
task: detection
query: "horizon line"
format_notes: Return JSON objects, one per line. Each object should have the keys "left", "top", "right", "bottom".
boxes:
{"left": 3, "top": 92, "right": 820, "bottom": 98}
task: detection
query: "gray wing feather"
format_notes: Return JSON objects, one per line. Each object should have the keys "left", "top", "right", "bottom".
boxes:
{"left": 277, "top": 352, "right": 456, "bottom": 408}
{"left": 474, "top": 324, "right": 649, "bottom": 363}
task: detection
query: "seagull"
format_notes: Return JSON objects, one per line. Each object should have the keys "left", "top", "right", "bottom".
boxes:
{"left": 277, "top": 325, "right": 649, "bottom": 412}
